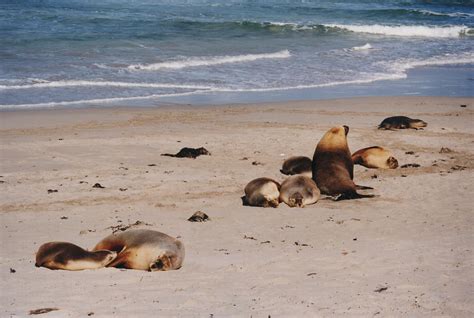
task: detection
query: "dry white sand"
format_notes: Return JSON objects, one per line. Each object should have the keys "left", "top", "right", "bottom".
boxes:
{"left": 1, "top": 96, "right": 473, "bottom": 317}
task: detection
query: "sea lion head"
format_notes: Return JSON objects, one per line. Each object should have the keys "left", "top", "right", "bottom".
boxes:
{"left": 263, "top": 196, "right": 279, "bottom": 208}
{"left": 197, "top": 147, "right": 211, "bottom": 155}
{"left": 387, "top": 156, "right": 399, "bottom": 169}
{"left": 149, "top": 253, "right": 172, "bottom": 272}
{"left": 317, "top": 125, "right": 349, "bottom": 151}
{"left": 409, "top": 119, "right": 427, "bottom": 129}
{"left": 288, "top": 192, "right": 304, "bottom": 208}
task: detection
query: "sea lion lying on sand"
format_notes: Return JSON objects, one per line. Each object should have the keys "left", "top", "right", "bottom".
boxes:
{"left": 279, "top": 175, "right": 320, "bottom": 208}
{"left": 378, "top": 116, "right": 427, "bottom": 130}
{"left": 312, "top": 125, "right": 374, "bottom": 200}
{"left": 93, "top": 229, "right": 184, "bottom": 271}
{"left": 352, "top": 146, "right": 398, "bottom": 169}
{"left": 35, "top": 242, "right": 117, "bottom": 271}
{"left": 280, "top": 156, "right": 312, "bottom": 177}
{"left": 242, "top": 177, "right": 281, "bottom": 208}
{"left": 161, "top": 147, "right": 210, "bottom": 158}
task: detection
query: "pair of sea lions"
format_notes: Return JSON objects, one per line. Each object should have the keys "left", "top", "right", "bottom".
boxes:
{"left": 243, "top": 175, "right": 320, "bottom": 208}
{"left": 35, "top": 229, "right": 184, "bottom": 272}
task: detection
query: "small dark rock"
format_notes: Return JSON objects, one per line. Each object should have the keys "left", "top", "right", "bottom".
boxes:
{"left": 119, "top": 188, "right": 128, "bottom": 191}
{"left": 244, "top": 235, "right": 257, "bottom": 240}
{"left": 92, "top": 183, "right": 105, "bottom": 189}
{"left": 29, "top": 308, "right": 59, "bottom": 315}
{"left": 47, "top": 189, "right": 58, "bottom": 194}
{"left": 251, "top": 161, "right": 263, "bottom": 166}
{"left": 401, "top": 175, "right": 407, "bottom": 177}
{"left": 374, "top": 286, "right": 389, "bottom": 293}
{"left": 371, "top": 174, "right": 378, "bottom": 179}
{"left": 260, "top": 241, "right": 271, "bottom": 244}
{"left": 188, "top": 211, "right": 210, "bottom": 222}
{"left": 60, "top": 216, "right": 68, "bottom": 220}
{"left": 460, "top": 104, "right": 467, "bottom": 108}
{"left": 405, "top": 151, "right": 415, "bottom": 155}
{"left": 439, "top": 147, "right": 453, "bottom": 153}
{"left": 10, "top": 268, "right": 16, "bottom": 273}
{"left": 87, "top": 313, "right": 94, "bottom": 316}
{"left": 147, "top": 164, "right": 157, "bottom": 167}
{"left": 353, "top": 238, "right": 357, "bottom": 241}
{"left": 401, "top": 164, "right": 420, "bottom": 168}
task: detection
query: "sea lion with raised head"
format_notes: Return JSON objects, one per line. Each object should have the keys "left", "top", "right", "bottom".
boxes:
{"left": 243, "top": 177, "right": 281, "bottom": 208}
{"left": 312, "top": 125, "right": 374, "bottom": 200}
{"left": 279, "top": 175, "right": 320, "bottom": 208}
{"left": 93, "top": 229, "right": 184, "bottom": 271}
{"left": 35, "top": 242, "right": 117, "bottom": 271}
{"left": 378, "top": 116, "right": 427, "bottom": 130}
{"left": 280, "top": 156, "right": 312, "bottom": 177}
{"left": 352, "top": 146, "right": 398, "bottom": 169}
{"left": 161, "top": 147, "right": 210, "bottom": 158}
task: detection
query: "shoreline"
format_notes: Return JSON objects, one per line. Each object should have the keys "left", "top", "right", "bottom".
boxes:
{"left": 1, "top": 63, "right": 473, "bottom": 110}
{"left": 1, "top": 96, "right": 473, "bottom": 317}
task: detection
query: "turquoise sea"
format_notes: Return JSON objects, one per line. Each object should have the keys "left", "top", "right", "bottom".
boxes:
{"left": 1, "top": 0, "right": 473, "bottom": 108}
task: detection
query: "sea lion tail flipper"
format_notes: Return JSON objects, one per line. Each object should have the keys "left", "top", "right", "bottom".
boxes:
{"left": 161, "top": 153, "right": 176, "bottom": 157}
{"left": 355, "top": 184, "right": 374, "bottom": 190}
{"left": 334, "top": 192, "right": 376, "bottom": 201}
{"left": 106, "top": 250, "right": 130, "bottom": 268}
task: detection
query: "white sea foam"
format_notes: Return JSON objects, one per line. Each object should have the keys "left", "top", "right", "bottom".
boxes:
{"left": 127, "top": 50, "right": 291, "bottom": 71}
{"left": 327, "top": 24, "right": 472, "bottom": 38}
{"left": 0, "top": 80, "right": 213, "bottom": 90}
{"left": 417, "top": 10, "right": 474, "bottom": 18}
{"left": 351, "top": 43, "right": 373, "bottom": 51}
{"left": 385, "top": 52, "right": 474, "bottom": 75}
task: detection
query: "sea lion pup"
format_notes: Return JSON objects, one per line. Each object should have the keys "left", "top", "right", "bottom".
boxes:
{"left": 161, "top": 147, "right": 210, "bottom": 159}
{"left": 92, "top": 229, "right": 184, "bottom": 271}
{"left": 312, "top": 125, "right": 374, "bottom": 200}
{"left": 243, "top": 177, "right": 281, "bottom": 208}
{"left": 280, "top": 156, "right": 312, "bottom": 177}
{"left": 279, "top": 175, "right": 320, "bottom": 208}
{"left": 378, "top": 116, "right": 427, "bottom": 130}
{"left": 35, "top": 242, "right": 117, "bottom": 271}
{"left": 352, "top": 146, "right": 398, "bottom": 169}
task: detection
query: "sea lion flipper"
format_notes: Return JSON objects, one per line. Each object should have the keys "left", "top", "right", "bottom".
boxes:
{"left": 161, "top": 153, "right": 176, "bottom": 157}
{"left": 241, "top": 195, "right": 249, "bottom": 206}
{"left": 355, "top": 184, "right": 374, "bottom": 190}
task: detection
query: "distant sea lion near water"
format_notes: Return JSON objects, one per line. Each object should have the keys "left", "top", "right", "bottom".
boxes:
{"left": 243, "top": 177, "right": 281, "bottom": 208}
{"left": 352, "top": 146, "right": 398, "bottom": 169}
{"left": 279, "top": 175, "right": 320, "bottom": 208}
{"left": 35, "top": 242, "right": 117, "bottom": 271}
{"left": 378, "top": 116, "right": 427, "bottom": 130}
{"left": 312, "top": 125, "right": 374, "bottom": 200}
{"left": 280, "top": 156, "right": 312, "bottom": 177}
{"left": 93, "top": 229, "right": 184, "bottom": 272}
{"left": 161, "top": 147, "right": 210, "bottom": 159}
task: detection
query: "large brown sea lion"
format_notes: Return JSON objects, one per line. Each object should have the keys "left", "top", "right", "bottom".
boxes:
{"left": 312, "top": 126, "right": 374, "bottom": 200}
{"left": 279, "top": 175, "right": 320, "bottom": 208}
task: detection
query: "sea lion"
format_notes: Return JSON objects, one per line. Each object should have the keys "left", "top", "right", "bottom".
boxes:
{"left": 280, "top": 156, "right": 312, "bottom": 177}
{"left": 92, "top": 229, "right": 184, "bottom": 271}
{"left": 161, "top": 147, "right": 210, "bottom": 158}
{"left": 243, "top": 177, "right": 281, "bottom": 208}
{"left": 312, "top": 125, "right": 374, "bottom": 200}
{"left": 35, "top": 242, "right": 117, "bottom": 271}
{"left": 352, "top": 146, "right": 398, "bottom": 169}
{"left": 378, "top": 116, "right": 427, "bottom": 130}
{"left": 279, "top": 175, "right": 320, "bottom": 208}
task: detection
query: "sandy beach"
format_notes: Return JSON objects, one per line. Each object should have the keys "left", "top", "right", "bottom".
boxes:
{"left": 1, "top": 96, "right": 473, "bottom": 317}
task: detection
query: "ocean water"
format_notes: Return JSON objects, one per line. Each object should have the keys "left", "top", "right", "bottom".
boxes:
{"left": 0, "top": 0, "right": 473, "bottom": 108}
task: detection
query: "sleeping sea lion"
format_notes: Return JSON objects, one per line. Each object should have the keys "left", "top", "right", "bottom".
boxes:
{"left": 35, "top": 242, "right": 117, "bottom": 271}
{"left": 352, "top": 146, "right": 398, "bottom": 169}
{"left": 93, "top": 229, "right": 184, "bottom": 271}
{"left": 378, "top": 116, "right": 427, "bottom": 130}
{"left": 280, "top": 156, "right": 312, "bottom": 177}
{"left": 312, "top": 125, "right": 374, "bottom": 200}
{"left": 279, "top": 175, "right": 320, "bottom": 208}
{"left": 243, "top": 177, "right": 280, "bottom": 208}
